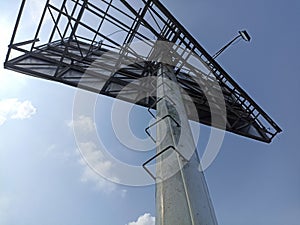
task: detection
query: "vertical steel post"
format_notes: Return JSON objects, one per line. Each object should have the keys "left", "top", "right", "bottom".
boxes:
{"left": 155, "top": 62, "right": 218, "bottom": 225}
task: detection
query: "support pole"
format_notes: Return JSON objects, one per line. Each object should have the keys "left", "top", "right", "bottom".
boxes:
{"left": 155, "top": 62, "right": 218, "bottom": 225}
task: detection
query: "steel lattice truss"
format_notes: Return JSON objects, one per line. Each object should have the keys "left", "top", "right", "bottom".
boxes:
{"left": 4, "top": 0, "right": 281, "bottom": 142}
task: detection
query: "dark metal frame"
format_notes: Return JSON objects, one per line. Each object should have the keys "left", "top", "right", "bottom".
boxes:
{"left": 4, "top": 0, "right": 281, "bottom": 142}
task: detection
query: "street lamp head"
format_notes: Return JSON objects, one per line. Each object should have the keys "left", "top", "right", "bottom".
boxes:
{"left": 212, "top": 29, "right": 251, "bottom": 59}
{"left": 239, "top": 30, "right": 251, "bottom": 42}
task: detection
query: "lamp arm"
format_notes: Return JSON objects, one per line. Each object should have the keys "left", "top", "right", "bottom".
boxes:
{"left": 212, "top": 34, "right": 241, "bottom": 59}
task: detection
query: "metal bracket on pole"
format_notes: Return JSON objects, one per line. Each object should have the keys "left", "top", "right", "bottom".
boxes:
{"left": 148, "top": 76, "right": 176, "bottom": 118}
{"left": 147, "top": 95, "right": 176, "bottom": 118}
{"left": 142, "top": 145, "right": 188, "bottom": 180}
{"left": 145, "top": 114, "right": 181, "bottom": 143}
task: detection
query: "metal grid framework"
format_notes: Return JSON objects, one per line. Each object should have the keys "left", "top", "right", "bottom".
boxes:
{"left": 4, "top": 0, "right": 281, "bottom": 142}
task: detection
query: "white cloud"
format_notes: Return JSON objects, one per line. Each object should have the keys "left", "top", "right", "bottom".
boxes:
{"left": 10, "top": 101, "right": 36, "bottom": 119}
{"left": 69, "top": 115, "right": 126, "bottom": 196}
{"left": 78, "top": 141, "right": 120, "bottom": 194}
{"left": 42, "top": 144, "right": 75, "bottom": 163}
{"left": 80, "top": 164, "right": 118, "bottom": 193}
{"left": 78, "top": 141, "right": 128, "bottom": 195}
{"left": 127, "top": 213, "right": 155, "bottom": 225}
{"left": 67, "top": 115, "right": 95, "bottom": 133}
{"left": 0, "top": 98, "right": 37, "bottom": 125}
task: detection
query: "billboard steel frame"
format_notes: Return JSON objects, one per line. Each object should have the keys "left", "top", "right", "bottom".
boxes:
{"left": 4, "top": 0, "right": 281, "bottom": 142}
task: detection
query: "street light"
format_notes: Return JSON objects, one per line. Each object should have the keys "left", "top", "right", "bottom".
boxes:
{"left": 212, "top": 30, "right": 251, "bottom": 59}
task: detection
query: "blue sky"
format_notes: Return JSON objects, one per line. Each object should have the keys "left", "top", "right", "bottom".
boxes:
{"left": 0, "top": 0, "right": 299, "bottom": 225}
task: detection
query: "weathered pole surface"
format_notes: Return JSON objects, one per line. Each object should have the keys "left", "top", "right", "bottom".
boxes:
{"left": 155, "top": 61, "right": 218, "bottom": 225}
